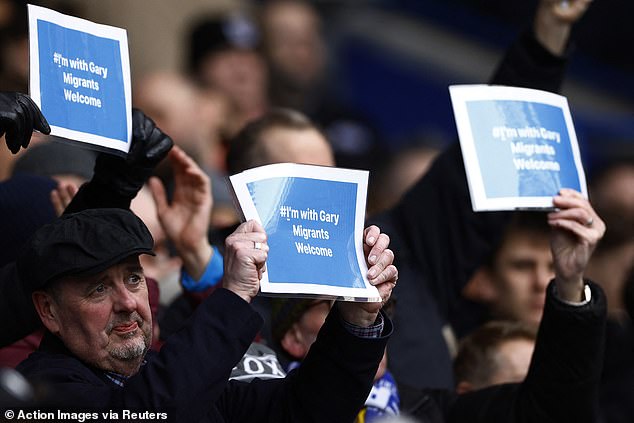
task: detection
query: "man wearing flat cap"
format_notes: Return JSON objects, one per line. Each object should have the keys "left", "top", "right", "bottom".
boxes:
{"left": 16, "top": 206, "right": 398, "bottom": 422}
{"left": 19, "top": 209, "right": 155, "bottom": 379}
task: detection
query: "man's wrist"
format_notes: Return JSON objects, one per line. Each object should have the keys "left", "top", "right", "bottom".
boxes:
{"left": 336, "top": 303, "right": 380, "bottom": 328}
{"left": 554, "top": 275, "right": 586, "bottom": 303}
{"left": 223, "top": 283, "right": 254, "bottom": 304}
{"left": 554, "top": 283, "right": 592, "bottom": 306}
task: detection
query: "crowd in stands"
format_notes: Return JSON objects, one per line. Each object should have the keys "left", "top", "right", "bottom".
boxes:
{"left": 0, "top": 0, "right": 632, "bottom": 421}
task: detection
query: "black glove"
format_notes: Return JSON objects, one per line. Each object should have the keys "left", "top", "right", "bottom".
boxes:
{"left": 92, "top": 108, "right": 173, "bottom": 199}
{"left": 0, "top": 92, "right": 51, "bottom": 154}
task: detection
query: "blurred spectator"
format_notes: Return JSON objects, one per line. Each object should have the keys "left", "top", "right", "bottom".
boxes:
{"left": 0, "top": 0, "right": 28, "bottom": 93}
{"left": 259, "top": 0, "right": 326, "bottom": 112}
{"left": 226, "top": 107, "right": 334, "bottom": 173}
{"left": 368, "top": 0, "right": 594, "bottom": 401}
{"left": 270, "top": 298, "right": 333, "bottom": 370}
{"left": 196, "top": 86, "right": 239, "bottom": 169}
{"left": 133, "top": 71, "right": 238, "bottom": 227}
{"left": 367, "top": 143, "right": 440, "bottom": 216}
{"left": 11, "top": 135, "right": 97, "bottom": 186}
{"left": 374, "top": 186, "right": 606, "bottom": 422}
{"left": 453, "top": 320, "right": 537, "bottom": 394}
{"left": 258, "top": 0, "right": 385, "bottom": 172}
{"left": 585, "top": 154, "right": 634, "bottom": 423}
{"left": 464, "top": 212, "right": 553, "bottom": 327}
{"left": 133, "top": 72, "right": 205, "bottom": 160}
{"left": 585, "top": 155, "right": 634, "bottom": 318}
{"left": 187, "top": 13, "right": 268, "bottom": 131}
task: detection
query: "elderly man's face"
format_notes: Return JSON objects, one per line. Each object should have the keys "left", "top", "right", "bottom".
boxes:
{"left": 36, "top": 256, "right": 152, "bottom": 376}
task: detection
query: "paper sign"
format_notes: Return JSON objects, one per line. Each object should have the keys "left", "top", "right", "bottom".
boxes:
{"left": 28, "top": 4, "right": 132, "bottom": 154}
{"left": 449, "top": 84, "right": 587, "bottom": 211}
{"left": 230, "top": 163, "right": 380, "bottom": 302}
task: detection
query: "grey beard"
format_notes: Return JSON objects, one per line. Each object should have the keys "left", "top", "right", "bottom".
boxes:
{"left": 108, "top": 336, "right": 148, "bottom": 361}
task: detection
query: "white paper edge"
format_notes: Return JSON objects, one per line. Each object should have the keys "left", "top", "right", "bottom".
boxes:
{"left": 28, "top": 4, "right": 132, "bottom": 153}
{"left": 230, "top": 163, "right": 380, "bottom": 302}
{"left": 449, "top": 84, "right": 588, "bottom": 211}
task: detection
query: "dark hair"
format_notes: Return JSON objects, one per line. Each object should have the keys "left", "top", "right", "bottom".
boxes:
{"left": 453, "top": 320, "right": 537, "bottom": 389}
{"left": 485, "top": 211, "right": 550, "bottom": 268}
{"left": 187, "top": 14, "right": 259, "bottom": 76}
{"left": 226, "top": 107, "right": 318, "bottom": 174}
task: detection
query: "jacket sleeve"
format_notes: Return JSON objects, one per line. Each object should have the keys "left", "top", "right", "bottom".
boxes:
{"left": 216, "top": 308, "right": 393, "bottom": 423}
{"left": 447, "top": 281, "right": 607, "bottom": 423}
{"left": 490, "top": 28, "right": 570, "bottom": 92}
{"left": 63, "top": 177, "right": 132, "bottom": 214}
{"left": 118, "top": 288, "right": 262, "bottom": 420}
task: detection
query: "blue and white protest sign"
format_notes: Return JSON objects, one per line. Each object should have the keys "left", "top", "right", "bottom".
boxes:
{"left": 449, "top": 85, "right": 587, "bottom": 211}
{"left": 28, "top": 4, "right": 132, "bottom": 154}
{"left": 230, "top": 164, "right": 380, "bottom": 302}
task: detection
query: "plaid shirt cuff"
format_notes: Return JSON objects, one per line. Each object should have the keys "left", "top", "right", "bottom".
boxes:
{"left": 342, "top": 312, "right": 384, "bottom": 338}
{"left": 104, "top": 359, "right": 146, "bottom": 387}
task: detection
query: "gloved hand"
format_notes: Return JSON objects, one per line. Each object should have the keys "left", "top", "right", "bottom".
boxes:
{"left": 92, "top": 108, "right": 173, "bottom": 199}
{"left": 0, "top": 92, "right": 51, "bottom": 154}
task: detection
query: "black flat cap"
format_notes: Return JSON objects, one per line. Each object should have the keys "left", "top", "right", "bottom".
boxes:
{"left": 17, "top": 208, "right": 154, "bottom": 292}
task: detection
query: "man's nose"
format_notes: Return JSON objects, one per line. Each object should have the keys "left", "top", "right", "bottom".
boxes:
{"left": 112, "top": 285, "right": 137, "bottom": 313}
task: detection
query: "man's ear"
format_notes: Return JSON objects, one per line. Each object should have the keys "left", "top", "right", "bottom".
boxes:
{"left": 280, "top": 324, "right": 309, "bottom": 360}
{"left": 462, "top": 266, "right": 498, "bottom": 303}
{"left": 32, "top": 291, "right": 61, "bottom": 334}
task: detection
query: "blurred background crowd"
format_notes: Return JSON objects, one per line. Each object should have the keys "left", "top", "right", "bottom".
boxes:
{"left": 1, "top": 0, "right": 633, "bottom": 205}
{"left": 2, "top": 0, "right": 633, "bottom": 192}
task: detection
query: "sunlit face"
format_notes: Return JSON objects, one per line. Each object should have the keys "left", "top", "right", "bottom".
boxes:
{"left": 41, "top": 256, "right": 152, "bottom": 376}
{"left": 490, "top": 231, "right": 554, "bottom": 325}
